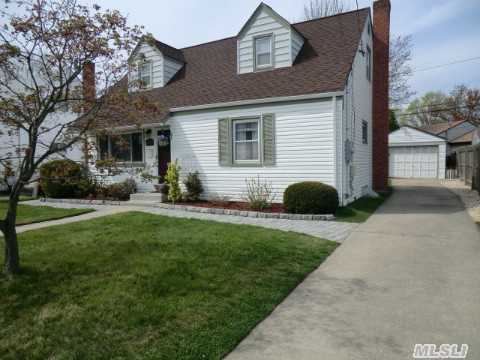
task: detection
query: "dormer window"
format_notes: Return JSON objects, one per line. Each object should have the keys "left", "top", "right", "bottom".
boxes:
{"left": 254, "top": 35, "right": 273, "bottom": 70}
{"left": 138, "top": 61, "right": 152, "bottom": 88}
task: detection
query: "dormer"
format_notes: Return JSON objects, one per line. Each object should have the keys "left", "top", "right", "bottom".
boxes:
{"left": 128, "top": 36, "right": 184, "bottom": 91}
{"left": 237, "top": 3, "right": 304, "bottom": 74}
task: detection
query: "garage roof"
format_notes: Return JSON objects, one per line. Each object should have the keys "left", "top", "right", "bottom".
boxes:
{"left": 389, "top": 126, "right": 447, "bottom": 146}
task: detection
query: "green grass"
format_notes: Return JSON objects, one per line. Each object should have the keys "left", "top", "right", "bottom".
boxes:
{"left": 335, "top": 191, "right": 392, "bottom": 223}
{"left": 0, "top": 212, "right": 337, "bottom": 360}
{"left": 0, "top": 200, "right": 94, "bottom": 226}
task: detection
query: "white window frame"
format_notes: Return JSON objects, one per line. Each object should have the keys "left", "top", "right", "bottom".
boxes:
{"left": 254, "top": 35, "right": 273, "bottom": 70}
{"left": 138, "top": 61, "right": 152, "bottom": 88}
{"left": 233, "top": 117, "right": 261, "bottom": 164}
{"left": 362, "top": 120, "right": 368, "bottom": 144}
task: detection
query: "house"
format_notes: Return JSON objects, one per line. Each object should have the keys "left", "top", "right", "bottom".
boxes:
{"left": 388, "top": 120, "right": 476, "bottom": 179}
{"left": 85, "top": 0, "right": 391, "bottom": 205}
{"left": 0, "top": 61, "right": 84, "bottom": 192}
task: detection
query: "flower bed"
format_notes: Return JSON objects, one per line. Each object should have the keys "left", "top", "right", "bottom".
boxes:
{"left": 176, "top": 201, "right": 285, "bottom": 213}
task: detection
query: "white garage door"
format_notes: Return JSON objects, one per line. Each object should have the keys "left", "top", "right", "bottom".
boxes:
{"left": 389, "top": 146, "right": 439, "bottom": 178}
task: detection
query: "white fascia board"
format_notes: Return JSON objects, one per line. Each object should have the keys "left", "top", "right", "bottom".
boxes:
{"left": 170, "top": 91, "right": 344, "bottom": 113}
{"left": 389, "top": 141, "right": 446, "bottom": 147}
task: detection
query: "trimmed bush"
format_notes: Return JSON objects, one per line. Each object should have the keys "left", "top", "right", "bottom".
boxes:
{"left": 183, "top": 171, "right": 203, "bottom": 201}
{"left": 39, "top": 159, "right": 94, "bottom": 198}
{"left": 283, "top": 181, "right": 339, "bottom": 214}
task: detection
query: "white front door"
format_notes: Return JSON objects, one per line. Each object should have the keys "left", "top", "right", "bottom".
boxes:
{"left": 389, "top": 146, "right": 439, "bottom": 178}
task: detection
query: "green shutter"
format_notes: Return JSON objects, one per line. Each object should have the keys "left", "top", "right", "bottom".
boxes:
{"left": 218, "top": 118, "right": 232, "bottom": 166}
{"left": 262, "top": 113, "right": 275, "bottom": 166}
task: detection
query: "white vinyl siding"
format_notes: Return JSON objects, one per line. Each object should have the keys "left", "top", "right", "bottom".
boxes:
{"left": 237, "top": 6, "right": 301, "bottom": 74}
{"left": 291, "top": 29, "right": 304, "bottom": 62}
{"left": 169, "top": 99, "right": 336, "bottom": 201}
{"left": 129, "top": 43, "right": 183, "bottom": 89}
{"left": 340, "top": 17, "right": 373, "bottom": 202}
{"left": 163, "top": 56, "right": 183, "bottom": 85}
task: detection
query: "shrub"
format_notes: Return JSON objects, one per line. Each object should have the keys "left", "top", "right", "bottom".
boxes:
{"left": 283, "top": 181, "right": 339, "bottom": 214}
{"left": 39, "top": 159, "right": 94, "bottom": 198}
{"left": 183, "top": 171, "right": 203, "bottom": 201}
{"left": 164, "top": 161, "right": 181, "bottom": 203}
{"left": 98, "top": 178, "right": 136, "bottom": 201}
{"left": 244, "top": 175, "right": 275, "bottom": 210}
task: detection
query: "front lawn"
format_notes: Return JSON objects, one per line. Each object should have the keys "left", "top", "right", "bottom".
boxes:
{"left": 335, "top": 190, "right": 392, "bottom": 223}
{"left": 0, "top": 200, "right": 94, "bottom": 225}
{"left": 0, "top": 212, "right": 337, "bottom": 359}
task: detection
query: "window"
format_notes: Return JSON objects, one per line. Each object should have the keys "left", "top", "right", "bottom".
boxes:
{"left": 366, "top": 46, "right": 372, "bottom": 81}
{"left": 255, "top": 35, "right": 273, "bottom": 69}
{"left": 138, "top": 61, "right": 152, "bottom": 88}
{"left": 362, "top": 121, "right": 368, "bottom": 144}
{"left": 98, "top": 133, "right": 143, "bottom": 163}
{"left": 233, "top": 118, "right": 259, "bottom": 162}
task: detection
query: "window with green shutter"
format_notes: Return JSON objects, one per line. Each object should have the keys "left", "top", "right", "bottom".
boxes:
{"left": 218, "top": 114, "right": 275, "bottom": 167}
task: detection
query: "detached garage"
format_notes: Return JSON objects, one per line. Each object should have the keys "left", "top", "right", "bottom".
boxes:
{"left": 388, "top": 126, "right": 446, "bottom": 179}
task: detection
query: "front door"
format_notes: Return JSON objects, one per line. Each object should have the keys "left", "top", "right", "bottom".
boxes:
{"left": 157, "top": 130, "right": 171, "bottom": 182}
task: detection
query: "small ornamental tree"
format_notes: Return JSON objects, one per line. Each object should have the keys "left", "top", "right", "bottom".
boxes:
{"left": 165, "top": 161, "right": 181, "bottom": 203}
{"left": 0, "top": 0, "right": 158, "bottom": 274}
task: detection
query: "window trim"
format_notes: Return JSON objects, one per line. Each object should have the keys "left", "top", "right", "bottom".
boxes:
{"left": 366, "top": 45, "right": 372, "bottom": 82}
{"left": 233, "top": 117, "right": 261, "bottom": 164}
{"left": 138, "top": 60, "right": 153, "bottom": 89}
{"left": 362, "top": 120, "right": 368, "bottom": 144}
{"left": 98, "top": 132, "right": 145, "bottom": 164}
{"left": 254, "top": 34, "right": 274, "bottom": 71}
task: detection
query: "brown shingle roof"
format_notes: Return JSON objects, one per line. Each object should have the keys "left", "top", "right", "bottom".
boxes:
{"left": 450, "top": 130, "right": 474, "bottom": 144}
{"left": 421, "top": 121, "right": 466, "bottom": 135}
{"left": 97, "top": 8, "right": 370, "bottom": 128}
{"left": 152, "top": 39, "right": 185, "bottom": 63}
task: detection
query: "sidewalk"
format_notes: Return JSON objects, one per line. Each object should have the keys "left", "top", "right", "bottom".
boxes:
{"left": 20, "top": 200, "right": 357, "bottom": 242}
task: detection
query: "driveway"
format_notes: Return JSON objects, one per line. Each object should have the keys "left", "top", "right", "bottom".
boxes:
{"left": 226, "top": 179, "right": 480, "bottom": 360}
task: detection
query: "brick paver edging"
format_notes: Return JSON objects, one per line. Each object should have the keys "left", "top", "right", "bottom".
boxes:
{"left": 41, "top": 198, "right": 336, "bottom": 221}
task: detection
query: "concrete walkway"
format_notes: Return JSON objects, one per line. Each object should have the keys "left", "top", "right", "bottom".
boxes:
{"left": 20, "top": 200, "right": 357, "bottom": 242}
{"left": 226, "top": 180, "right": 480, "bottom": 360}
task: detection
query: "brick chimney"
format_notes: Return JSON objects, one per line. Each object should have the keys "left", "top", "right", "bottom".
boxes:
{"left": 372, "top": 0, "right": 391, "bottom": 192}
{"left": 82, "top": 61, "right": 96, "bottom": 111}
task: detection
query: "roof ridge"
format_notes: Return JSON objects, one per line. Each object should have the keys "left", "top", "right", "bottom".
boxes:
{"left": 292, "top": 7, "right": 370, "bottom": 26}
{"left": 180, "top": 35, "right": 236, "bottom": 50}
{"left": 178, "top": 7, "right": 369, "bottom": 51}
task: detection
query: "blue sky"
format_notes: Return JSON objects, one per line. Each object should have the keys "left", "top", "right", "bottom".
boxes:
{"left": 69, "top": 0, "right": 480, "bottom": 100}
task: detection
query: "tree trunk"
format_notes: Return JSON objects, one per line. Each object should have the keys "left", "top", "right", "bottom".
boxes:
{"left": 2, "top": 198, "right": 20, "bottom": 275}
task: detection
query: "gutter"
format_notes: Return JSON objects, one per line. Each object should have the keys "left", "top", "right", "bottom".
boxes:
{"left": 92, "top": 91, "right": 345, "bottom": 133}
{"left": 170, "top": 91, "right": 344, "bottom": 113}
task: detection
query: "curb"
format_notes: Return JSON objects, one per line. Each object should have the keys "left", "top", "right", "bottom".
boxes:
{"left": 41, "top": 198, "right": 336, "bottom": 221}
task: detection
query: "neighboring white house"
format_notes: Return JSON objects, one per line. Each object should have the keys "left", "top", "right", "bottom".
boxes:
{"left": 388, "top": 126, "right": 447, "bottom": 179}
{"left": 86, "top": 1, "right": 391, "bottom": 205}
{"left": 0, "top": 60, "right": 84, "bottom": 191}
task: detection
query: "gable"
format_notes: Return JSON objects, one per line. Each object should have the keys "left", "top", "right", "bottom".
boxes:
{"left": 389, "top": 127, "right": 446, "bottom": 145}
{"left": 237, "top": 3, "right": 304, "bottom": 74}
{"left": 93, "top": 8, "right": 370, "bottom": 128}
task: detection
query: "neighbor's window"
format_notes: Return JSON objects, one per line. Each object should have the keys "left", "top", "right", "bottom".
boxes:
{"left": 362, "top": 120, "right": 368, "bottom": 144}
{"left": 138, "top": 61, "right": 152, "bottom": 88}
{"left": 98, "top": 133, "right": 143, "bottom": 162}
{"left": 255, "top": 35, "right": 273, "bottom": 69}
{"left": 366, "top": 46, "right": 372, "bottom": 81}
{"left": 234, "top": 118, "right": 259, "bottom": 162}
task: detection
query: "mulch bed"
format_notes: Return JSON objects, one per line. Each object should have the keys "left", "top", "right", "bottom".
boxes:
{"left": 176, "top": 201, "right": 285, "bottom": 213}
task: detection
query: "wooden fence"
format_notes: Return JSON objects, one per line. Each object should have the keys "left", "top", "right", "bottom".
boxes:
{"left": 457, "top": 144, "right": 480, "bottom": 193}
